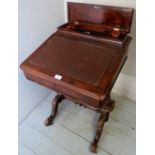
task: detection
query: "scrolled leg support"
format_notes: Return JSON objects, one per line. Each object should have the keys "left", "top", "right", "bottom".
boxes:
{"left": 44, "top": 94, "right": 65, "bottom": 126}
{"left": 90, "top": 112, "right": 107, "bottom": 153}
{"left": 90, "top": 96, "right": 115, "bottom": 153}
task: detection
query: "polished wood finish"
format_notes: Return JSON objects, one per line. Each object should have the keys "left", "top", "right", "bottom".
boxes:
{"left": 90, "top": 96, "right": 115, "bottom": 153}
{"left": 44, "top": 94, "right": 65, "bottom": 126}
{"left": 20, "top": 2, "right": 133, "bottom": 153}
{"left": 67, "top": 2, "right": 134, "bottom": 33}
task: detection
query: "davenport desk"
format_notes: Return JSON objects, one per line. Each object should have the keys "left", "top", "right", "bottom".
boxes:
{"left": 20, "top": 2, "right": 134, "bottom": 153}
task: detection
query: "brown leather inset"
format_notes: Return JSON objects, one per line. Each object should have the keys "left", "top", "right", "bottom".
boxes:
{"left": 30, "top": 35, "right": 115, "bottom": 86}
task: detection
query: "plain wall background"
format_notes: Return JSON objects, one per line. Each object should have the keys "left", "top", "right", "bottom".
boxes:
{"left": 18, "top": 0, "right": 65, "bottom": 123}
{"left": 65, "top": 0, "right": 136, "bottom": 77}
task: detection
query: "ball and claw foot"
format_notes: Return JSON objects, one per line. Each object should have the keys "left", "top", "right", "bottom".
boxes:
{"left": 90, "top": 143, "right": 97, "bottom": 153}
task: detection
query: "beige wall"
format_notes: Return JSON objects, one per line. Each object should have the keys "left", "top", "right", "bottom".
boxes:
{"left": 65, "top": 0, "right": 136, "bottom": 77}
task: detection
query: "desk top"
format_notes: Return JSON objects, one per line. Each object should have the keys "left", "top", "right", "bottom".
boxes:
{"left": 20, "top": 3, "right": 133, "bottom": 107}
{"left": 21, "top": 31, "right": 131, "bottom": 101}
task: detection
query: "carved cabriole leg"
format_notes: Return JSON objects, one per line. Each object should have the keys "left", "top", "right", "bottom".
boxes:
{"left": 90, "top": 112, "right": 107, "bottom": 153}
{"left": 44, "top": 94, "right": 65, "bottom": 126}
{"left": 90, "top": 95, "right": 115, "bottom": 153}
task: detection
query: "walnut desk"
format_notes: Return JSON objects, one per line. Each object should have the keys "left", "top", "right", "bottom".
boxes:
{"left": 20, "top": 2, "right": 134, "bottom": 153}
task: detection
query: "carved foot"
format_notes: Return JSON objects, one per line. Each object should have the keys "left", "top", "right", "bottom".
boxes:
{"left": 44, "top": 94, "right": 65, "bottom": 126}
{"left": 44, "top": 116, "right": 54, "bottom": 126}
{"left": 90, "top": 143, "right": 97, "bottom": 153}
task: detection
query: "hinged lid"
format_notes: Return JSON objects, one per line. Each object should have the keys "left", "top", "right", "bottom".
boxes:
{"left": 67, "top": 2, "right": 134, "bottom": 33}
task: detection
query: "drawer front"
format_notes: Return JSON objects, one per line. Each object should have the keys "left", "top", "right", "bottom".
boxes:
{"left": 24, "top": 71, "right": 101, "bottom": 109}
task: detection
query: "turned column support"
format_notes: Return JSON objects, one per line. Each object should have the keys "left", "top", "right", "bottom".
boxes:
{"left": 44, "top": 94, "right": 65, "bottom": 126}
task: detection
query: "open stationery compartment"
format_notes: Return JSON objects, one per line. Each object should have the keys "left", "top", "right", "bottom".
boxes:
{"left": 58, "top": 2, "right": 134, "bottom": 46}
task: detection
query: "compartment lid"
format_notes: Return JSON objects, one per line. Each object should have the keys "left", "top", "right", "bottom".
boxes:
{"left": 67, "top": 2, "right": 134, "bottom": 33}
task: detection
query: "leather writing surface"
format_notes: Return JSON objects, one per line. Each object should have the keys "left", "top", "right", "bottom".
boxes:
{"left": 30, "top": 35, "right": 115, "bottom": 86}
